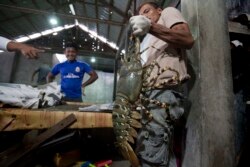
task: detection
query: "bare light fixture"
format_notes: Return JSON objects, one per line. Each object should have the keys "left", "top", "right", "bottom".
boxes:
{"left": 54, "top": 53, "right": 67, "bottom": 63}
{"left": 50, "top": 17, "right": 58, "bottom": 25}
{"left": 91, "top": 57, "right": 96, "bottom": 63}
{"left": 69, "top": 4, "right": 76, "bottom": 15}
{"left": 15, "top": 24, "right": 75, "bottom": 42}
{"left": 16, "top": 36, "right": 30, "bottom": 42}
{"left": 28, "top": 33, "right": 42, "bottom": 39}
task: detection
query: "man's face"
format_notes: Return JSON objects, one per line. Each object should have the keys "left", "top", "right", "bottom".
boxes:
{"left": 64, "top": 47, "right": 77, "bottom": 61}
{"left": 139, "top": 4, "right": 162, "bottom": 23}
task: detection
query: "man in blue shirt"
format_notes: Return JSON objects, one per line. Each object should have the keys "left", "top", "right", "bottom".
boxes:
{"left": 47, "top": 43, "right": 98, "bottom": 102}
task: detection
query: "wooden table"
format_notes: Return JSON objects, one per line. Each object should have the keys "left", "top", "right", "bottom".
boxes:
{"left": 0, "top": 102, "right": 113, "bottom": 131}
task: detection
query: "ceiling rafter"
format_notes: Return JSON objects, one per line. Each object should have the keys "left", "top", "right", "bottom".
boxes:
{"left": 0, "top": 4, "right": 125, "bottom": 26}
{"left": 77, "top": 0, "right": 126, "bottom": 19}
{"left": 0, "top": 1, "right": 30, "bottom": 38}
{"left": 81, "top": 0, "right": 88, "bottom": 25}
{"left": 98, "top": 0, "right": 127, "bottom": 18}
{"left": 46, "top": 0, "right": 63, "bottom": 12}
{"left": 46, "top": 0, "right": 60, "bottom": 10}
{"left": 31, "top": 0, "right": 51, "bottom": 27}
{"left": 107, "top": 0, "right": 113, "bottom": 40}
{"left": 46, "top": 0, "right": 55, "bottom": 8}
{"left": 95, "top": 0, "right": 99, "bottom": 35}
{"left": 10, "top": 0, "right": 40, "bottom": 34}
{"left": 0, "top": 0, "right": 78, "bottom": 23}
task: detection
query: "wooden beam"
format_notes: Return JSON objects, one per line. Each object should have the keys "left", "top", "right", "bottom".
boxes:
{"left": 0, "top": 114, "right": 77, "bottom": 167}
{"left": 0, "top": 109, "right": 113, "bottom": 131}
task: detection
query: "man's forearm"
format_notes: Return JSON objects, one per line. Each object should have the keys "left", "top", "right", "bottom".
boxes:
{"left": 82, "top": 75, "right": 98, "bottom": 87}
{"left": 149, "top": 22, "right": 194, "bottom": 49}
{"left": 0, "top": 37, "right": 27, "bottom": 52}
{"left": 6, "top": 42, "right": 25, "bottom": 52}
{"left": 2, "top": 38, "right": 43, "bottom": 59}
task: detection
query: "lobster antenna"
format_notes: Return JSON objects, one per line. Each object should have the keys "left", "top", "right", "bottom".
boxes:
{"left": 124, "top": 0, "right": 137, "bottom": 61}
{"left": 125, "top": 9, "right": 134, "bottom": 61}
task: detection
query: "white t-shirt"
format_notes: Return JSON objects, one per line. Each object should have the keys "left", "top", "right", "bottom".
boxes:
{"left": 140, "top": 7, "right": 190, "bottom": 87}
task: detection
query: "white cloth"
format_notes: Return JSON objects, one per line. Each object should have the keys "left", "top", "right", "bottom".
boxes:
{"left": 231, "top": 40, "right": 243, "bottom": 47}
{"left": 129, "top": 15, "right": 151, "bottom": 36}
{"left": 140, "top": 34, "right": 153, "bottom": 65}
{"left": 79, "top": 103, "right": 113, "bottom": 112}
{"left": 0, "top": 82, "right": 63, "bottom": 109}
{"left": 0, "top": 36, "right": 11, "bottom": 51}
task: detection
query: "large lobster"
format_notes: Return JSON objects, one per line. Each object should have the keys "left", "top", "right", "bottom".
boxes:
{"left": 112, "top": 33, "right": 181, "bottom": 167}
{"left": 112, "top": 36, "right": 142, "bottom": 167}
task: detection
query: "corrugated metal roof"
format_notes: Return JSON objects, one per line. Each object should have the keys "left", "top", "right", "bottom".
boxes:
{"left": 114, "top": 0, "right": 129, "bottom": 13}
{"left": 0, "top": 0, "right": 136, "bottom": 45}
{"left": 0, "top": 0, "right": 165, "bottom": 72}
{"left": 98, "top": 23, "right": 108, "bottom": 38}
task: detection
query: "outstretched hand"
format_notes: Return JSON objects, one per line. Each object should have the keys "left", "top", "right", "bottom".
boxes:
{"left": 18, "top": 43, "right": 44, "bottom": 59}
{"left": 7, "top": 42, "right": 44, "bottom": 59}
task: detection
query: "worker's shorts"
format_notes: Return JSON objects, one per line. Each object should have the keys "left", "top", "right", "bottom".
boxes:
{"left": 136, "top": 89, "right": 185, "bottom": 167}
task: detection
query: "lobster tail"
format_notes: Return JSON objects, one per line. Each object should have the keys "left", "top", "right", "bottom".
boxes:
{"left": 118, "top": 141, "right": 140, "bottom": 167}
{"left": 113, "top": 100, "right": 141, "bottom": 167}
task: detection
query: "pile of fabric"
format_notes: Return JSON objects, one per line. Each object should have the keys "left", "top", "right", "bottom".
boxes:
{"left": 0, "top": 82, "right": 63, "bottom": 109}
